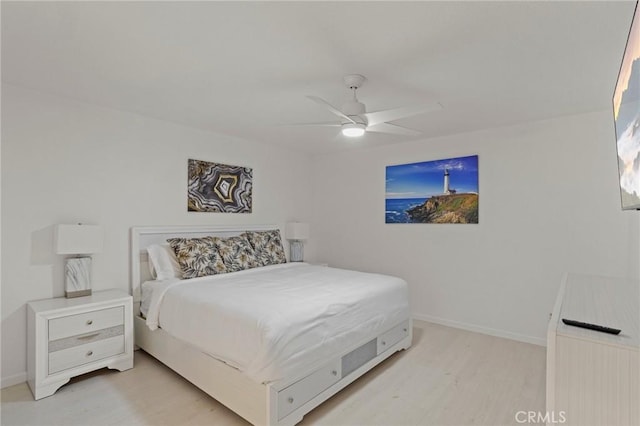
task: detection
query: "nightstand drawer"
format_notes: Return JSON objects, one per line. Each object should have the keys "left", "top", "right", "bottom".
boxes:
{"left": 49, "top": 306, "right": 124, "bottom": 341}
{"left": 49, "top": 325, "right": 124, "bottom": 353}
{"left": 48, "top": 335, "right": 125, "bottom": 375}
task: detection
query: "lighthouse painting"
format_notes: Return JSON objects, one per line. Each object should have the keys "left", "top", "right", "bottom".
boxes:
{"left": 385, "top": 155, "right": 479, "bottom": 224}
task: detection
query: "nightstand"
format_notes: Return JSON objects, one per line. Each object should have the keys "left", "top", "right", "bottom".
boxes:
{"left": 27, "top": 289, "right": 134, "bottom": 400}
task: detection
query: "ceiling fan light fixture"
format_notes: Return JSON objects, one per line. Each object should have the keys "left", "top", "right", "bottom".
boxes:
{"left": 341, "top": 123, "right": 366, "bottom": 137}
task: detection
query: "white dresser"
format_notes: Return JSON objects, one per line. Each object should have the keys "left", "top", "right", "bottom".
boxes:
{"left": 547, "top": 273, "right": 639, "bottom": 426}
{"left": 27, "top": 289, "right": 134, "bottom": 400}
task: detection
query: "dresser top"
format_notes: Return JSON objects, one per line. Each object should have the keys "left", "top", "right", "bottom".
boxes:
{"left": 28, "top": 289, "right": 131, "bottom": 313}
{"left": 558, "top": 273, "right": 639, "bottom": 350}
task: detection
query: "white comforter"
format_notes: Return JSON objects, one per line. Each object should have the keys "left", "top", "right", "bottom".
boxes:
{"left": 144, "top": 263, "right": 410, "bottom": 384}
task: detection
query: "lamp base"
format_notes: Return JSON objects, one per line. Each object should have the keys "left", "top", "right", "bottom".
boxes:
{"left": 290, "top": 240, "right": 304, "bottom": 262}
{"left": 66, "top": 289, "right": 92, "bottom": 298}
{"left": 65, "top": 257, "right": 93, "bottom": 299}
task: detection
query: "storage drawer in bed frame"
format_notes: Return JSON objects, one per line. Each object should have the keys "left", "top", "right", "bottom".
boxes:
{"left": 135, "top": 313, "right": 412, "bottom": 426}
{"left": 277, "top": 359, "right": 342, "bottom": 420}
{"left": 274, "top": 319, "right": 411, "bottom": 422}
{"left": 377, "top": 320, "right": 410, "bottom": 355}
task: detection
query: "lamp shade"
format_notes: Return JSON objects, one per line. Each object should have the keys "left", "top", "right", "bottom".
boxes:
{"left": 54, "top": 224, "right": 103, "bottom": 255}
{"left": 285, "top": 222, "right": 309, "bottom": 241}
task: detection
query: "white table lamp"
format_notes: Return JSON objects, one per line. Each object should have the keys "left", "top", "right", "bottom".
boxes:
{"left": 55, "top": 224, "right": 103, "bottom": 298}
{"left": 285, "top": 222, "right": 309, "bottom": 262}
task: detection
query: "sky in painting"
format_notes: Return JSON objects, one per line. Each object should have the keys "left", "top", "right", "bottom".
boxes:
{"left": 385, "top": 155, "right": 479, "bottom": 199}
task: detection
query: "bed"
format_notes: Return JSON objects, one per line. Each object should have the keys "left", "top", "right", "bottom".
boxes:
{"left": 131, "top": 225, "right": 412, "bottom": 426}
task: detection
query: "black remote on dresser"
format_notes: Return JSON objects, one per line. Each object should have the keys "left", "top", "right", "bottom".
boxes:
{"left": 562, "top": 318, "right": 621, "bottom": 335}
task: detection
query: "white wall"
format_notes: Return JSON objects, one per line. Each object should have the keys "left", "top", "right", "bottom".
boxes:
{"left": 0, "top": 84, "right": 314, "bottom": 387}
{"left": 311, "top": 111, "right": 639, "bottom": 346}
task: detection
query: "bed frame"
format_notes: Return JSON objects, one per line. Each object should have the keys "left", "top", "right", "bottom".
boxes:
{"left": 131, "top": 225, "right": 412, "bottom": 426}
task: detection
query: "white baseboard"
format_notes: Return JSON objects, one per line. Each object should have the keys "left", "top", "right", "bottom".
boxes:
{"left": 1, "top": 371, "right": 27, "bottom": 389}
{"left": 412, "top": 313, "right": 546, "bottom": 347}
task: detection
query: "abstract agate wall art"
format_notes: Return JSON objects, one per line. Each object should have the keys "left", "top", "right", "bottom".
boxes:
{"left": 188, "top": 159, "right": 252, "bottom": 213}
{"left": 385, "top": 155, "right": 479, "bottom": 224}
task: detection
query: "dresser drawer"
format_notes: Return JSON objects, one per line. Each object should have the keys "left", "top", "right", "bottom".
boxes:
{"left": 49, "top": 306, "right": 124, "bottom": 341}
{"left": 48, "top": 335, "right": 125, "bottom": 375}
{"left": 377, "top": 320, "right": 410, "bottom": 355}
{"left": 277, "top": 359, "right": 341, "bottom": 420}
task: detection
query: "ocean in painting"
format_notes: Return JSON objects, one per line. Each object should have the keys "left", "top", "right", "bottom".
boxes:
{"left": 385, "top": 198, "right": 428, "bottom": 223}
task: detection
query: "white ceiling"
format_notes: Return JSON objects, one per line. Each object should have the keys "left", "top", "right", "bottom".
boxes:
{"left": 1, "top": 1, "right": 636, "bottom": 154}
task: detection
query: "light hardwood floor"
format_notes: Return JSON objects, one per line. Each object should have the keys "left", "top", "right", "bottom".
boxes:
{"left": 1, "top": 321, "right": 545, "bottom": 426}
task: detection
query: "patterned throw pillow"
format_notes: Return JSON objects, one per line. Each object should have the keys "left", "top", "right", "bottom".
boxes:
{"left": 244, "top": 230, "right": 287, "bottom": 267}
{"left": 167, "top": 237, "right": 227, "bottom": 279}
{"left": 215, "top": 235, "right": 259, "bottom": 272}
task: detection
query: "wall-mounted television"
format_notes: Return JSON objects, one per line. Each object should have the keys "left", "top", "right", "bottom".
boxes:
{"left": 614, "top": 1, "right": 640, "bottom": 210}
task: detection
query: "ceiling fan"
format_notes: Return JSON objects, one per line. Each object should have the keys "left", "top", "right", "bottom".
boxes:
{"left": 300, "top": 74, "right": 442, "bottom": 138}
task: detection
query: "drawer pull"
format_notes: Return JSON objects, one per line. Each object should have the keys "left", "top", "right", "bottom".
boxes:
{"left": 77, "top": 333, "right": 100, "bottom": 341}
{"left": 86, "top": 350, "right": 93, "bottom": 357}
{"left": 331, "top": 370, "right": 338, "bottom": 376}
{"left": 403, "top": 328, "right": 407, "bottom": 333}
{"left": 382, "top": 341, "right": 386, "bottom": 346}
{"left": 86, "top": 320, "right": 93, "bottom": 325}
{"left": 287, "top": 397, "right": 294, "bottom": 404}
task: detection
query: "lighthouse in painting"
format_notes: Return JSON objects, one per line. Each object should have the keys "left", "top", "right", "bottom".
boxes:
{"left": 443, "top": 168, "right": 450, "bottom": 194}
{"left": 443, "top": 168, "right": 455, "bottom": 195}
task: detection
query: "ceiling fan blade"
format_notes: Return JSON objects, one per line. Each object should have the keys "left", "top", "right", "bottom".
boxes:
{"left": 307, "top": 95, "right": 356, "bottom": 124}
{"left": 285, "top": 122, "right": 341, "bottom": 127}
{"left": 363, "top": 102, "right": 442, "bottom": 127}
{"left": 367, "top": 122, "right": 422, "bottom": 136}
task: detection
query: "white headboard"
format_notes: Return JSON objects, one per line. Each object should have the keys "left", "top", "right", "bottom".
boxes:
{"left": 130, "top": 224, "right": 280, "bottom": 306}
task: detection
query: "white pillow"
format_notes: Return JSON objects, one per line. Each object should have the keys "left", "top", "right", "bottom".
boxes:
{"left": 147, "top": 244, "right": 182, "bottom": 280}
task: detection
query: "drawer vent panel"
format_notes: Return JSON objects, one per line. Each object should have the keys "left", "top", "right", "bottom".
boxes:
{"left": 341, "top": 338, "right": 376, "bottom": 377}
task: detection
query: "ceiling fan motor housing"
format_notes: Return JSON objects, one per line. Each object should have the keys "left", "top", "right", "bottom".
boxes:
{"left": 341, "top": 100, "right": 367, "bottom": 123}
